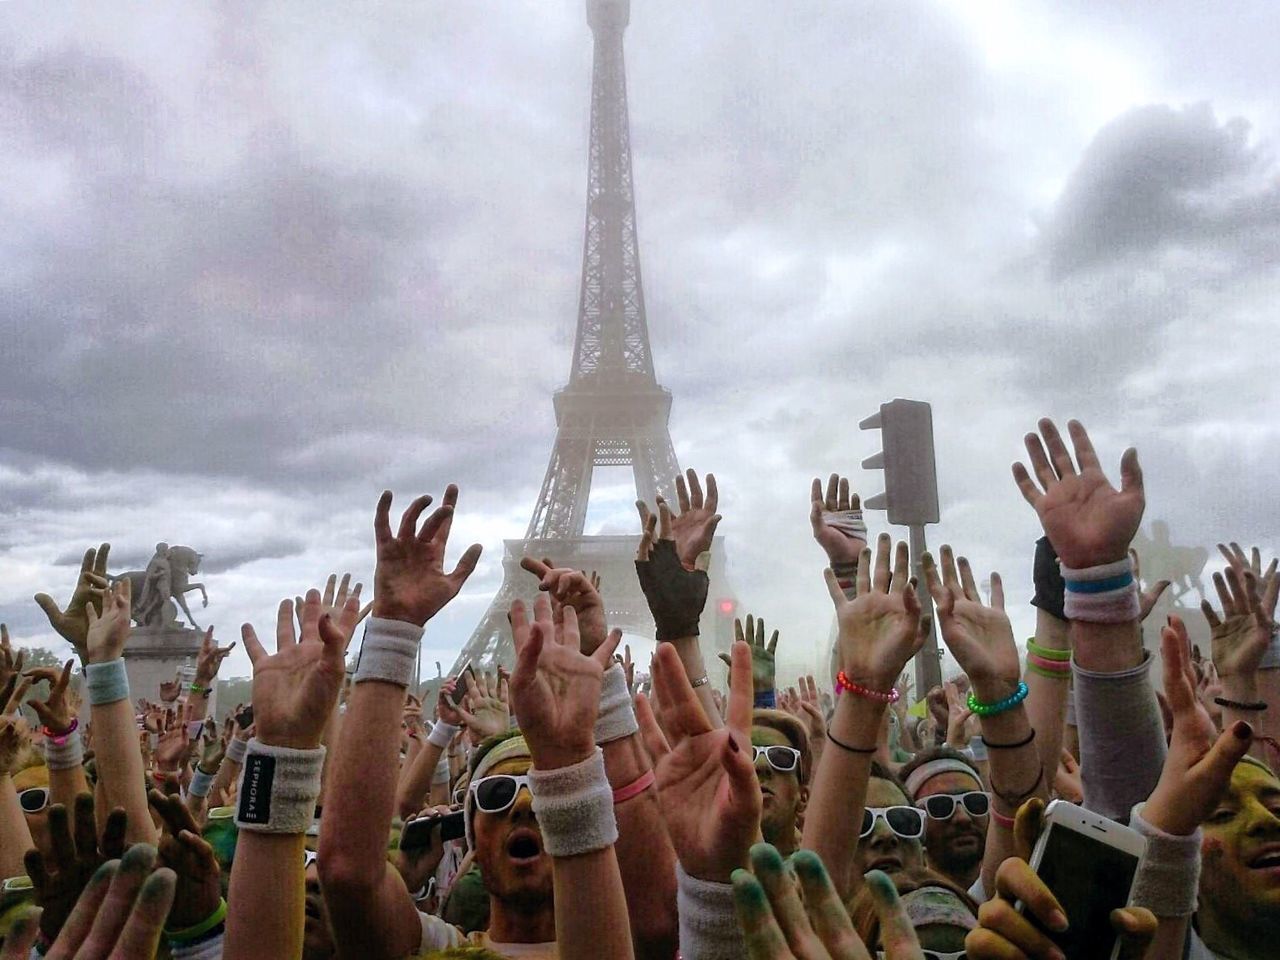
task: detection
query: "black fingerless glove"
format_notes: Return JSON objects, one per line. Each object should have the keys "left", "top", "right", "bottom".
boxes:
{"left": 1031, "top": 536, "right": 1066, "bottom": 621}
{"left": 635, "top": 540, "right": 708, "bottom": 642}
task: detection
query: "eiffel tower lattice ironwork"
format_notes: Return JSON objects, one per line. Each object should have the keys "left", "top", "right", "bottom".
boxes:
{"left": 455, "top": 0, "right": 734, "bottom": 672}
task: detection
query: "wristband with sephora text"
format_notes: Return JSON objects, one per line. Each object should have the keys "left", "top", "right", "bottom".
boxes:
{"left": 235, "top": 739, "right": 324, "bottom": 835}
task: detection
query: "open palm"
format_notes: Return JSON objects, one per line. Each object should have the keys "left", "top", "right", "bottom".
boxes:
{"left": 924, "top": 547, "right": 1020, "bottom": 685}
{"left": 1012, "top": 419, "right": 1144, "bottom": 568}
{"left": 241, "top": 590, "right": 356, "bottom": 750}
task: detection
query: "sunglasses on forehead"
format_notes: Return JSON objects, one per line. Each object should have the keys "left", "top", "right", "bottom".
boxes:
{"left": 918, "top": 791, "right": 989, "bottom": 821}
{"left": 470, "top": 774, "right": 532, "bottom": 814}
{"left": 18, "top": 788, "right": 48, "bottom": 815}
{"left": 752, "top": 745, "right": 801, "bottom": 773}
{"left": 860, "top": 806, "right": 925, "bottom": 840}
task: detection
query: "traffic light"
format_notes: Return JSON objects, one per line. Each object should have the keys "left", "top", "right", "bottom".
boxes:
{"left": 859, "top": 399, "right": 939, "bottom": 526}
{"left": 714, "top": 597, "right": 737, "bottom": 654}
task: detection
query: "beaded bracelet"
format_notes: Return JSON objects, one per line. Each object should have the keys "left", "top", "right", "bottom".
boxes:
{"left": 967, "top": 681, "right": 1029, "bottom": 717}
{"left": 835, "top": 671, "right": 899, "bottom": 703}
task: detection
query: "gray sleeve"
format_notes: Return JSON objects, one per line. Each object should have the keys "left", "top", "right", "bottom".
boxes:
{"left": 677, "top": 864, "right": 747, "bottom": 960}
{"left": 1072, "top": 651, "right": 1166, "bottom": 824}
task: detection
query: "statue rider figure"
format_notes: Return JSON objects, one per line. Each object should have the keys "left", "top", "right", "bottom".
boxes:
{"left": 136, "top": 542, "right": 172, "bottom": 626}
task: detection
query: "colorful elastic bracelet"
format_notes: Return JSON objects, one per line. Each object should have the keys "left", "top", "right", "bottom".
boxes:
{"left": 835, "top": 671, "right": 900, "bottom": 703}
{"left": 1026, "top": 662, "right": 1070, "bottom": 681}
{"left": 967, "top": 681, "right": 1029, "bottom": 717}
{"left": 188, "top": 682, "right": 207, "bottom": 695}
{"left": 612, "top": 768, "right": 655, "bottom": 804}
{"left": 1025, "top": 639, "right": 1071, "bottom": 662}
{"left": 990, "top": 807, "right": 1016, "bottom": 829}
{"left": 1213, "top": 696, "right": 1267, "bottom": 712}
{"left": 165, "top": 897, "right": 228, "bottom": 943}
{"left": 41, "top": 717, "right": 79, "bottom": 746}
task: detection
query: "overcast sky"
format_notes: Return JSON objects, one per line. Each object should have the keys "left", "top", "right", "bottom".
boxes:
{"left": 2, "top": 0, "right": 1278, "bottom": 687}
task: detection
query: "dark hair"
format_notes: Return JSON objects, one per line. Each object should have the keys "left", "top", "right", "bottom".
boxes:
{"left": 868, "top": 760, "right": 909, "bottom": 800}
{"left": 898, "top": 746, "right": 980, "bottom": 802}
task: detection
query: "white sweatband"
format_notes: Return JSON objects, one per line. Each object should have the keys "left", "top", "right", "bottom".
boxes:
{"left": 235, "top": 739, "right": 325, "bottom": 835}
{"left": 427, "top": 720, "right": 460, "bottom": 750}
{"left": 1129, "top": 803, "right": 1199, "bottom": 917}
{"left": 594, "top": 664, "right": 639, "bottom": 744}
{"left": 1061, "top": 557, "right": 1140, "bottom": 624}
{"left": 528, "top": 748, "right": 617, "bottom": 857}
{"left": 822, "top": 508, "right": 868, "bottom": 540}
{"left": 677, "top": 864, "right": 747, "bottom": 960}
{"left": 43, "top": 731, "right": 84, "bottom": 771}
{"left": 189, "top": 767, "right": 215, "bottom": 798}
{"left": 225, "top": 737, "right": 248, "bottom": 765}
{"left": 354, "top": 617, "right": 423, "bottom": 687}
{"left": 86, "top": 658, "right": 130, "bottom": 705}
{"left": 432, "top": 754, "right": 451, "bottom": 785}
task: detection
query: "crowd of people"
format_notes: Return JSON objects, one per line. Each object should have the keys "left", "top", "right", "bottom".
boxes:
{"left": 0, "top": 417, "right": 1277, "bottom": 959}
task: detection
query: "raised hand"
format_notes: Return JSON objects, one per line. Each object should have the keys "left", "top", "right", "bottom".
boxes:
{"left": 193, "top": 627, "right": 236, "bottom": 688}
{"left": 0, "top": 714, "right": 31, "bottom": 776}
{"left": 943, "top": 680, "right": 978, "bottom": 748}
{"left": 0, "top": 624, "right": 25, "bottom": 695}
{"left": 519, "top": 557, "right": 608, "bottom": 655}
{"left": 1204, "top": 547, "right": 1278, "bottom": 680}
{"left": 458, "top": 671, "right": 511, "bottom": 741}
{"left": 1144, "top": 617, "right": 1255, "bottom": 836}
{"left": 372, "top": 487, "right": 483, "bottom": 627}
{"left": 658, "top": 469, "right": 721, "bottom": 570}
{"left": 199, "top": 725, "right": 227, "bottom": 773}
{"left": 84, "top": 580, "right": 132, "bottom": 665}
{"left": 635, "top": 498, "right": 710, "bottom": 641}
{"left": 636, "top": 639, "right": 759, "bottom": 883}
{"left": 33, "top": 543, "right": 111, "bottom": 662}
{"left": 147, "top": 789, "right": 222, "bottom": 929}
{"left": 34, "top": 842, "right": 175, "bottom": 960}
{"left": 158, "top": 672, "right": 182, "bottom": 704}
{"left": 719, "top": 615, "right": 777, "bottom": 694}
{"left": 1129, "top": 549, "right": 1171, "bottom": 621}
{"left": 732, "top": 844, "right": 920, "bottom": 960}
{"left": 23, "top": 793, "right": 128, "bottom": 944}
{"left": 825, "top": 535, "right": 925, "bottom": 692}
{"left": 1012, "top": 419, "right": 1144, "bottom": 568}
{"left": 923, "top": 547, "right": 1020, "bottom": 696}
{"left": 153, "top": 709, "right": 191, "bottom": 774}
{"left": 24, "top": 660, "right": 76, "bottom": 735}
{"left": 809, "top": 474, "right": 868, "bottom": 565}
{"left": 435, "top": 679, "right": 465, "bottom": 728}
{"left": 509, "top": 594, "right": 621, "bottom": 770}
{"left": 240, "top": 590, "right": 358, "bottom": 750}
{"left": 296, "top": 573, "right": 373, "bottom": 650}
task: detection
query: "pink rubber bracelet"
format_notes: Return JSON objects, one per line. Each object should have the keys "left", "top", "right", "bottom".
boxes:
{"left": 1027, "top": 653, "right": 1071, "bottom": 674}
{"left": 612, "top": 769, "right": 655, "bottom": 805}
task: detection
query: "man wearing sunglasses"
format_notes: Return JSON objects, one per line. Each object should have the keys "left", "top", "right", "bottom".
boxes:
{"left": 900, "top": 748, "right": 989, "bottom": 893}
{"left": 855, "top": 763, "right": 925, "bottom": 881}
{"left": 751, "top": 711, "right": 809, "bottom": 856}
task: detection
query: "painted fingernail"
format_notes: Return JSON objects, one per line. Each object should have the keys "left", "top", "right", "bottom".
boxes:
{"left": 1049, "top": 909, "right": 1069, "bottom": 932}
{"left": 1235, "top": 721, "right": 1253, "bottom": 739}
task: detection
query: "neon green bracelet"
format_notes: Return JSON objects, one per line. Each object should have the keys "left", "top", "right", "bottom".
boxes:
{"left": 1026, "top": 639, "right": 1071, "bottom": 662}
{"left": 165, "top": 897, "right": 227, "bottom": 942}
{"left": 1026, "top": 662, "right": 1070, "bottom": 680}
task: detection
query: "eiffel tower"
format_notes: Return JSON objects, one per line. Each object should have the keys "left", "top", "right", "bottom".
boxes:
{"left": 456, "top": 0, "right": 734, "bottom": 671}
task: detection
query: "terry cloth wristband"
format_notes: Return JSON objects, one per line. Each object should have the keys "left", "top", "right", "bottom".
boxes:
{"left": 431, "top": 754, "right": 451, "bottom": 786}
{"left": 354, "top": 617, "right": 423, "bottom": 687}
{"left": 831, "top": 559, "right": 858, "bottom": 599}
{"left": 635, "top": 539, "right": 708, "bottom": 642}
{"left": 235, "top": 739, "right": 325, "bottom": 835}
{"left": 823, "top": 509, "right": 868, "bottom": 541}
{"left": 189, "top": 767, "right": 215, "bottom": 798}
{"left": 1129, "top": 803, "right": 1197, "bottom": 917}
{"left": 527, "top": 748, "right": 617, "bottom": 857}
{"left": 1061, "top": 557, "right": 1140, "bottom": 623}
{"left": 427, "top": 719, "right": 461, "bottom": 749}
{"left": 594, "top": 664, "right": 639, "bottom": 744}
{"left": 225, "top": 737, "right": 248, "bottom": 765}
{"left": 43, "top": 729, "right": 84, "bottom": 771}
{"left": 85, "top": 658, "right": 130, "bottom": 706}
{"left": 677, "top": 863, "right": 747, "bottom": 960}
{"left": 1031, "top": 536, "right": 1067, "bottom": 621}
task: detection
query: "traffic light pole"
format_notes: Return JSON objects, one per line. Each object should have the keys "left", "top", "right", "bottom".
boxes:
{"left": 908, "top": 523, "right": 943, "bottom": 695}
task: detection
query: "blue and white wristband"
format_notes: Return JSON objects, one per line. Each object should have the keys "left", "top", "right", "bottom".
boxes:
{"left": 1061, "top": 557, "right": 1140, "bottom": 624}
{"left": 86, "top": 658, "right": 130, "bottom": 706}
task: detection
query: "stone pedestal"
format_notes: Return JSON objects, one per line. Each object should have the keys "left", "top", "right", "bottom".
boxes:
{"left": 123, "top": 626, "right": 205, "bottom": 709}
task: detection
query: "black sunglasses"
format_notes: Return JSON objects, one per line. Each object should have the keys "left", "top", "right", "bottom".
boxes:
{"left": 919, "top": 791, "right": 990, "bottom": 821}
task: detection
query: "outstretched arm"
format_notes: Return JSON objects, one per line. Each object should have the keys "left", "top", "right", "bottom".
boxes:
{"left": 319, "top": 488, "right": 480, "bottom": 958}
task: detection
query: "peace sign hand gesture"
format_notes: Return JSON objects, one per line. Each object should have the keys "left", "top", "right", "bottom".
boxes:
{"left": 1012, "top": 419, "right": 1144, "bottom": 568}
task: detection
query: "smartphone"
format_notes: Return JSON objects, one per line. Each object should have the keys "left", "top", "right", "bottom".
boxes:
{"left": 451, "top": 664, "right": 476, "bottom": 705}
{"left": 1021, "top": 800, "right": 1147, "bottom": 960}
{"left": 236, "top": 706, "right": 254, "bottom": 729}
{"left": 401, "top": 811, "right": 466, "bottom": 850}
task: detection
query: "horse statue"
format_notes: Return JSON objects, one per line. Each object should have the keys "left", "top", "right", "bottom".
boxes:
{"left": 108, "top": 543, "right": 209, "bottom": 630}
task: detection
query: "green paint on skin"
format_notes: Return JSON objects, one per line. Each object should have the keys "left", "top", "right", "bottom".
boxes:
{"left": 120, "top": 843, "right": 157, "bottom": 872}
{"left": 865, "top": 869, "right": 899, "bottom": 905}
{"left": 750, "top": 842, "right": 785, "bottom": 875}
{"left": 790, "top": 849, "right": 827, "bottom": 882}
{"left": 140, "top": 871, "right": 173, "bottom": 904}
{"left": 731, "top": 871, "right": 771, "bottom": 924}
